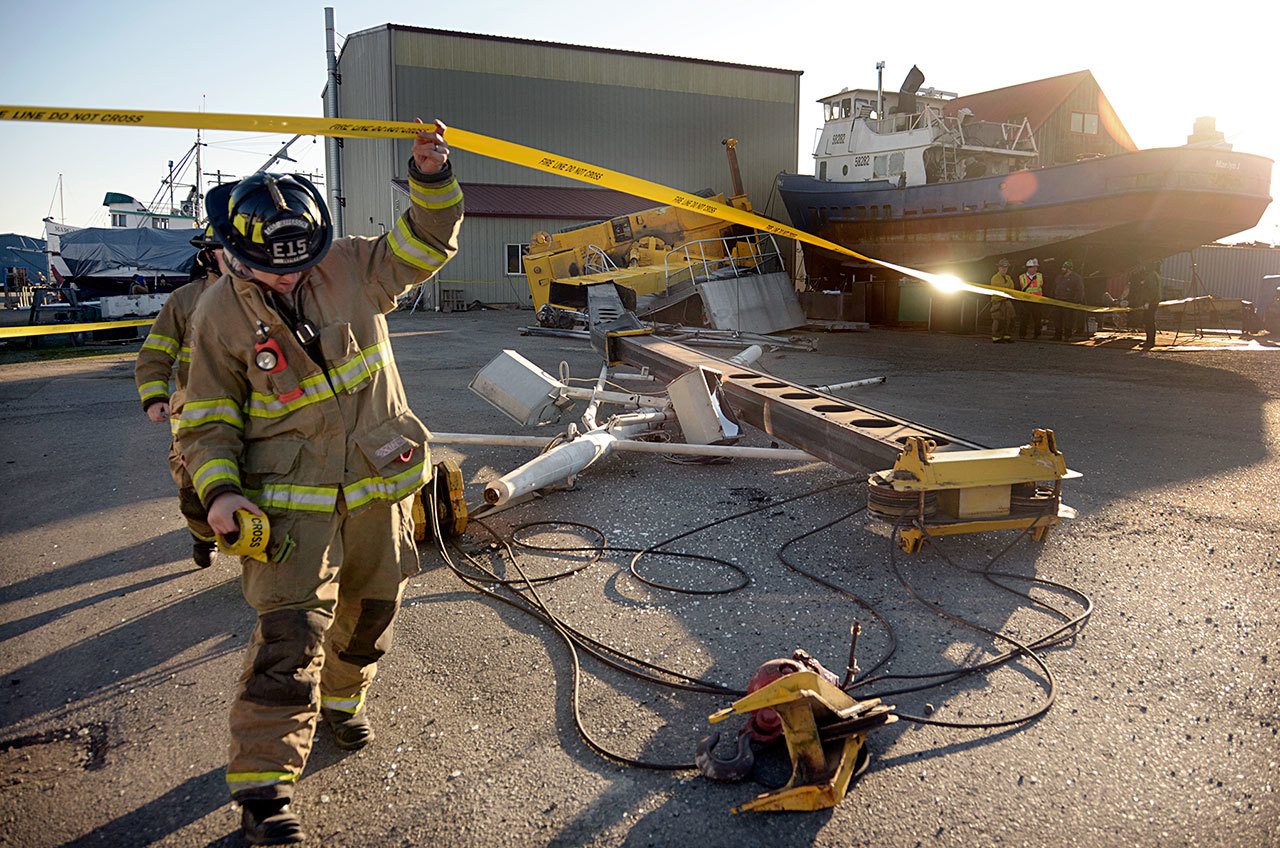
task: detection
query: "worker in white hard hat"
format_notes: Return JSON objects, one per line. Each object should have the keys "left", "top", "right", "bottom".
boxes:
{"left": 1018, "top": 259, "right": 1045, "bottom": 339}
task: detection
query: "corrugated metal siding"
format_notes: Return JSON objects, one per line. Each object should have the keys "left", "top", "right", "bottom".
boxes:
{"left": 334, "top": 28, "right": 397, "bottom": 237}
{"left": 339, "top": 28, "right": 799, "bottom": 297}
{"left": 1159, "top": 245, "right": 1280, "bottom": 302}
{"left": 392, "top": 30, "right": 796, "bottom": 102}
{"left": 392, "top": 68, "right": 796, "bottom": 206}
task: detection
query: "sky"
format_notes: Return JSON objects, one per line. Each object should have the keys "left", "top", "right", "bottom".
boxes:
{"left": 1, "top": 0, "right": 1277, "bottom": 244}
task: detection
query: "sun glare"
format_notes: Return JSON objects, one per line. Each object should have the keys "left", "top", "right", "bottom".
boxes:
{"left": 926, "top": 273, "right": 968, "bottom": 294}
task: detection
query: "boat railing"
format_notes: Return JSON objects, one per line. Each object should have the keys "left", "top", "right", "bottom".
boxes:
{"left": 874, "top": 108, "right": 938, "bottom": 135}
{"left": 956, "top": 116, "right": 1038, "bottom": 156}
{"left": 874, "top": 107, "right": 1036, "bottom": 156}
{"left": 661, "top": 233, "right": 785, "bottom": 294}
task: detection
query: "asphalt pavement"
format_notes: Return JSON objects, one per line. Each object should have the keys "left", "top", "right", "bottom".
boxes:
{"left": 0, "top": 310, "right": 1276, "bottom": 847}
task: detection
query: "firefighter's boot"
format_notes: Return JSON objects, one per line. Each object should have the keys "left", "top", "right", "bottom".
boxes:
{"left": 192, "top": 535, "right": 216, "bottom": 569}
{"left": 322, "top": 706, "right": 375, "bottom": 751}
{"left": 240, "top": 799, "right": 305, "bottom": 846}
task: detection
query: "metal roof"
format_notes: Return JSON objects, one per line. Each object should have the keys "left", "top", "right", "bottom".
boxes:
{"left": 943, "top": 71, "right": 1091, "bottom": 129}
{"left": 345, "top": 23, "right": 802, "bottom": 77}
{"left": 942, "top": 70, "right": 1136, "bottom": 151}
{"left": 391, "top": 180, "right": 657, "bottom": 220}
{"left": 942, "top": 71, "right": 1090, "bottom": 129}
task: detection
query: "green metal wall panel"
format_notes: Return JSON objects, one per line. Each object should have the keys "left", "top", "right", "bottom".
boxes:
{"left": 334, "top": 27, "right": 396, "bottom": 237}
{"left": 392, "top": 67, "right": 796, "bottom": 203}
{"left": 335, "top": 27, "right": 801, "bottom": 299}
{"left": 391, "top": 30, "right": 797, "bottom": 102}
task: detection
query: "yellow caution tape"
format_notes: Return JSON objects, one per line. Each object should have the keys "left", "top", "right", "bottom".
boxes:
{"left": 0, "top": 318, "right": 153, "bottom": 339}
{"left": 217, "top": 508, "right": 270, "bottom": 561}
{"left": 0, "top": 104, "right": 1147, "bottom": 313}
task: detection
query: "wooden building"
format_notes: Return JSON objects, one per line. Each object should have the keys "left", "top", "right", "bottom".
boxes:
{"left": 944, "top": 70, "right": 1137, "bottom": 167}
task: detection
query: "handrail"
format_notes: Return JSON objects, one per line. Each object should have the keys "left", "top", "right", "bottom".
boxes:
{"left": 660, "top": 233, "right": 785, "bottom": 294}
{"left": 583, "top": 244, "right": 618, "bottom": 274}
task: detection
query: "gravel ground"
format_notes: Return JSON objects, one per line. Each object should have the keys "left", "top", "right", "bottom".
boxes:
{"left": 0, "top": 310, "right": 1276, "bottom": 847}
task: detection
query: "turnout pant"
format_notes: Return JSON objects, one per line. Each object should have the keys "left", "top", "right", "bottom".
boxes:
{"left": 990, "top": 298, "right": 1015, "bottom": 340}
{"left": 169, "top": 442, "right": 214, "bottom": 543}
{"left": 226, "top": 492, "right": 420, "bottom": 802}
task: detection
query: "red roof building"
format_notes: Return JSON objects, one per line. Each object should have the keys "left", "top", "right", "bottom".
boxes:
{"left": 944, "top": 70, "right": 1136, "bottom": 166}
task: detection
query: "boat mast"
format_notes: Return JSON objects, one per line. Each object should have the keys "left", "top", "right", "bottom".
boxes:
{"left": 255, "top": 135, "right": 304, "bottom": 173}
{"left": 195, "top": 95, "right": 204, "bottom": 224}
{"left": 876, "top": 60, "right": 885, "bottom": 119}
{"left": 57, "top": 173, "right": 64, "bottom": 223}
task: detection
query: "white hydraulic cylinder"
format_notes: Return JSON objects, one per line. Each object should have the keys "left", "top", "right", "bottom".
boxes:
{"left": 483, "top": 430, "right": 619, "bottom": 505}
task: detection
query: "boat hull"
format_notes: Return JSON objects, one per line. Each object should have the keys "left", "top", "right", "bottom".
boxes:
{"left": 778, "top": 146, "right": 1273, "bottom": 277}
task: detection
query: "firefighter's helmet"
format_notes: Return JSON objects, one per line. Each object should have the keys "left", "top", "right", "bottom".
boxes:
{"left": 207, "top": 173, "right": 332, "bottom": 274}
{"left": 189, "top": 223, "right": 220, "bottom": 249}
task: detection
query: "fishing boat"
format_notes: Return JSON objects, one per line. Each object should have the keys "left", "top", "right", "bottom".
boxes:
{"left": 778, "top": 66, "right": 1274, "bottom": 284}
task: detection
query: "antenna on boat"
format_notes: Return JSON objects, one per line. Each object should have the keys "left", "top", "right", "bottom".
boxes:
{"left": 876, "top": 61, "right": 885, "bottom": 120}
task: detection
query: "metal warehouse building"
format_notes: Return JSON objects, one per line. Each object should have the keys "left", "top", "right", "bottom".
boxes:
{"left": 326, "top": 25, "right": 801, "bottom": 307}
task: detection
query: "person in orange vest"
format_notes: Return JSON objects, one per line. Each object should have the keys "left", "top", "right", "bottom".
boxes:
{"left": 989, "top": 258, "right": 1016, "bottom": 343}
{"left": 1018, "top": 258, "right": 1045, "bottom": 339}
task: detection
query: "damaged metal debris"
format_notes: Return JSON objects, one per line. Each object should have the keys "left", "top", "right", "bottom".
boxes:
{"left": 421, "top": 281, "right": 1084, "bottom": 812}
{"left": 443, "top": 279, "right": 1078, "bottom": 552}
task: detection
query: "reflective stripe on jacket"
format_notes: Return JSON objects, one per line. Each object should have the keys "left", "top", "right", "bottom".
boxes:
{"left": 989, "top": 272, "right": 1015, "bottom": 301}
{"left": 1019, "top": 273, "right": 1044, "bottom": 296}
{"left": 176, "top": 161, "right": 463, "bottom": 515}
{"left": 133, "top": 274, "right": 218, "bottom": 411}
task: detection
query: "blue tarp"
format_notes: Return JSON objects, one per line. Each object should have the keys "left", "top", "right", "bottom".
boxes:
{"left": 59, "top": 227, "right": 196, "bottom": 277}
{"left": 0, "top": 233, "right": 48, "bottom": 277}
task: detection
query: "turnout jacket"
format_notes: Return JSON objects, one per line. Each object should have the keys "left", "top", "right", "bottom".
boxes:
{"left": 176, "top": 161, "right": 463, "bottom": 516}
{"left": 988, "top": 272, "right": 1015, "bottom": 302}
{"left": 134, "top": 273, "right": 219, "bottom": 413}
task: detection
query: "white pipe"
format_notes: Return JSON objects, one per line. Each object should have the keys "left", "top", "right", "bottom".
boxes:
{"left": 442, "top": 429, "right": 817, "bottom": 507}
{"left": 580, "top": 364, "right": 609, "bottom": 430}
{"left": 728, "top": 344, "right": 764, "bottom": 366}
{"left": 433, "top": 431, "right": 815, "bottom": 462}
{"left": 432, "top": 432, "right": 557, "bottom": 448}
{"left": 561, "top": 385, "right": 670, "bottom": 409}
{"left": 811, "top": 376, "right": 886, "bottom": 392}
{"left": 614, "top": 441, "right": 813, "bottom": 460}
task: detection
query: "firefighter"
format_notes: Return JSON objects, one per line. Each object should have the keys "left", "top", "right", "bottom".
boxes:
{"left": 989, "top": 258, "right": 1016, "bottom": 343}
{"left": 177, "top": 120, "right": 461, "bottom": 845}
{"left": 133, "top": 225, "right": 227, "bottom": 568}
{"left": 1018, "top": 258, "right": 1045, "bottom": 339}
